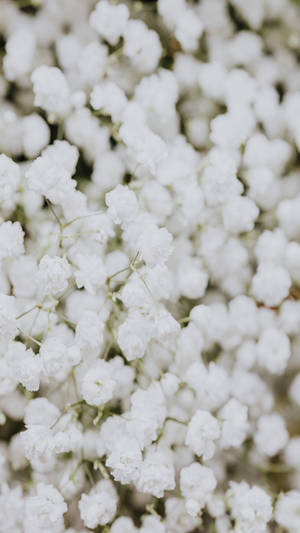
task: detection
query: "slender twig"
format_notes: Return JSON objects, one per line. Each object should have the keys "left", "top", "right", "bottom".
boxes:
{"left": 45, "top": 199, "right": 63, "bottom": 228}
{"left": 16, "top": 305, "right": 38, "bottom": 320}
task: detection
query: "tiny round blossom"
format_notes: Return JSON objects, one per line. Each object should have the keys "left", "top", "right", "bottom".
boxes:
{"left": 40, "top": 337, "right": 80, "bottom": 382}
{"left": 275, "top": 491, "right": 300, "bottom": 531}
{"left": 180, "top": 463, "right": 217, "bottom": 517}
{"left": 111, "top": 517, "right": 138, "bottom": 533}
{"left": 175, "top": 10, "right": 204, "bottom": 52}
{"left": 75, "top": 311, "right": 104, "bottom": 351}
{"left": 22, "top": 114, "right": 50, "bottom": 159}
{"left": 6, "top": 341, "right": 41, "bottom": 392}
{"left": 0, "top": 154, "right": 20, "bottom": 212}
{"left": 0, "top": 295, "right": 17, "bottom": 352}
{"left": 135, "top": 447, "right": 175, "bottom": 497}
{"left": 222, "top": 196, "right": 259, "bottom": 234}
{"left": 251, "top": 262, "right": 291, "bottom": 307}
{"left": 74, "top": 254, "right": 106, "bottom": 294}
{"left": 106, "top": 184, "right": 139, "bottom": 225}
{"left": 177, "top": 257, "right": 209, "bottom": 299}
{"left": 79, "top": 479, "right": 118, "bottom": 529}
{"left": 26, "top": 149, "right": 77, "bottom": 205}
{"left": 91, "top": 81, "right": 127, "bottom": 122}
{"left": 80, "top": 360, "right": 116, "bottom": 406}
{"left": 123, "top": 20, "right": 162, "bottom": 73}
{"left": 254, "top": 413, "right": 289, "bottom": 456}
{"left": 219, "top": 398, "right": 249, "bottom": 448}
{"left": 106, "top": 433, "right": 142, "bottom": 484}
{"left": 37, "top": 255, "right": 71, "bottom": 296}
{"left": 257, "top": 327, "right": 291, "bottom": 375}
{"left": 185, "top": 410, "right": 220, "bottom": 460}
{"left": 227, "top": 481, "right": 273, "bottom": 533}
{"left": 3, "top": 28, "right": 36, "bottom": 82}
{"left": 24, "top": 483, "right": 67, "bottom": 533}
{"left": 78, "top": 42, "right": 108, "bottom": 87}
{"left": 89, "top": 0, "right": 129, "bottom": 45}
{"left": 31, "top": 65, "right": 71, "bottom": 118}
{"left": 137, "top": 225, "right": 173, "bottom": 267}
{"left": 0, "top": 221, "right": 24, "bottom": 260}
{"left": 117, "top": 309, "right": 154, "bottom": 361}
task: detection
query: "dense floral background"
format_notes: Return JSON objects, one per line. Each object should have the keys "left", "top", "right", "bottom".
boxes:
{"left": 0, "top": 0, "right": 300, "bottom": 531}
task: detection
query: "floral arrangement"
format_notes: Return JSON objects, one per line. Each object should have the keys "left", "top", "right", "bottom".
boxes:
{"left": 1, "top": 0, "right": 300, "bottom": 531}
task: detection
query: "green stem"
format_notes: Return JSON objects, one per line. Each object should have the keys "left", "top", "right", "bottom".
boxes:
{"left": 16, "top": 305, "right": 38, "bottom": 320}
{"left": 179, "top": 316, "right": 190, "bottom": 324}
{"left": 165, "top": 416, "right": 188, "bottom": 425}
{"left": 255, "top": 463, "right": 295, "bottom": 474}
{"left": 57, "top": 121, "right": 64, "bottom": 140}
{"left": 45, "top": 199, "right": 63, "bottom": 230}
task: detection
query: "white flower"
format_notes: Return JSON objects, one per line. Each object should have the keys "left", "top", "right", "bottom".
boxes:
{"left": 6, "top": 341, "right": 41, "bottom": 392}
{"left": 123, "top": 20, "right": 162, "bottom": 73}
{"left": 137, "top": 224, "right": 173, "bottom": 267}
{"left": 37, "top": 255, "right": 71, "bottom": 297}
{"left": 227, "top": 481, "right": 272, "bottom": 533}
{"left": 79, "top": 479, "right": 118, "bottom": 528}
{"left": 110, "top": 517, "right": 138, "bottom": 533}
{"left": 126, "top": 382, "right": 166, "bottom": 448}
{"left": 74, "top": 253, "right": 106, "bottom": 294}
{"left": 135, "top": 446, "right": 175, "bottom": 497}
{"left": 106, "top": 184, "right": 139, "bottom": 225}
{"left": 109, "top": 356, "right": 135, "bottom": 399}
{"left": 0, "top": 485, "right": 24, "bottom": 531}
{"left": 251, "top": 262, "right": 291, "bottom": 307}
{"left": 0, "top": 154, "right": 20, "bottom": 212}
{"left": 106, "top": 432, "right": 142, "bottom": 484}
{"left": 219, "top": 398, "right": 249, "bottom": 448}
{"left": 158, "top": 0, "right": 186, "bottom": 30}
{"left": 40, "top": 337, "right": 80, "bottom": 381}
{"left": 275, "top": 491, "right": 300, "bottom": 531}
{"left": 0, "top": 221, "right": 24, "bottom": 261}
{"left": 140, "top": 516, "right": 166, "bottom": 533}
{"left": 254, "top": 413, "right": 289, "bottom": 456}
{"left": 22, "top": 114, "right": 50, "bottom": 160}
{"left": 180, "top": 463, "right": 217, "bottom": 517}
{"left": 257, "top": 327, "right": 291, "bottom": 375}
{"left": 175, "top": 10, "right": 203, "bottom": 52}
{"left": 3, "top": 29, "right": 36, "bottom": 82}
{"left": 164, "top": 497, "right": 199, "bottom": 533}
{"left": 222, "top": 196, "right": 259, "bottom": 234}
{"left": 80, "top": 359, "right": 116, "bottom": 406}
{"left": 120, "top": 121, "right": 167, "bottom": 175}
{"left": 26, "top": 141, "right": 78, "bottom": 205}
{"left": 202, "top": 150, "right": 242, "bottom": 207}
{"left": 185, "top": 410, "right": 220, "bottom": 460}
{"left": 78, "top": 42, "right": 107, "bottom": 87}
{"left": 92, "top": 151, "right": 125, "bottom": 191}
{"left": 89, "top": 0, "right": 129, "bottom": 45}
{"left": 91, "top": 81, "right": 127, "bottom": 122}
{"left": 210, "top": 108, "right": 255, "bottom": 149}
{"left": 0, "top": 357, "right": 17, "bottom": 396}
{"left": 160, "top": 373, "right": 180, "bottom": 396}
{"left": 0, "top": 295, "right": 17, "bottom": 353}
{"left": 134, "top": 69, "right": 178, "bottom": 126}
{"left": 177, "top": 257, "right": 208, "bottom": 299}
{"left": 117, "top": 312, "right": 153, "bottom": 361}
{"left": 75, "top": 310, "right": 105, "bottom": 351}
{"left": 24, "top": 483, "right": 67, "bottom": 533}
{"left": 31, "top": 66, "right": 71, "bottom": 118}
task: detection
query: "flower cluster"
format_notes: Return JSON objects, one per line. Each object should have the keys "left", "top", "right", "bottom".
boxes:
{"left": 1, "top": 0, "right": 300, "bottom": 531}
